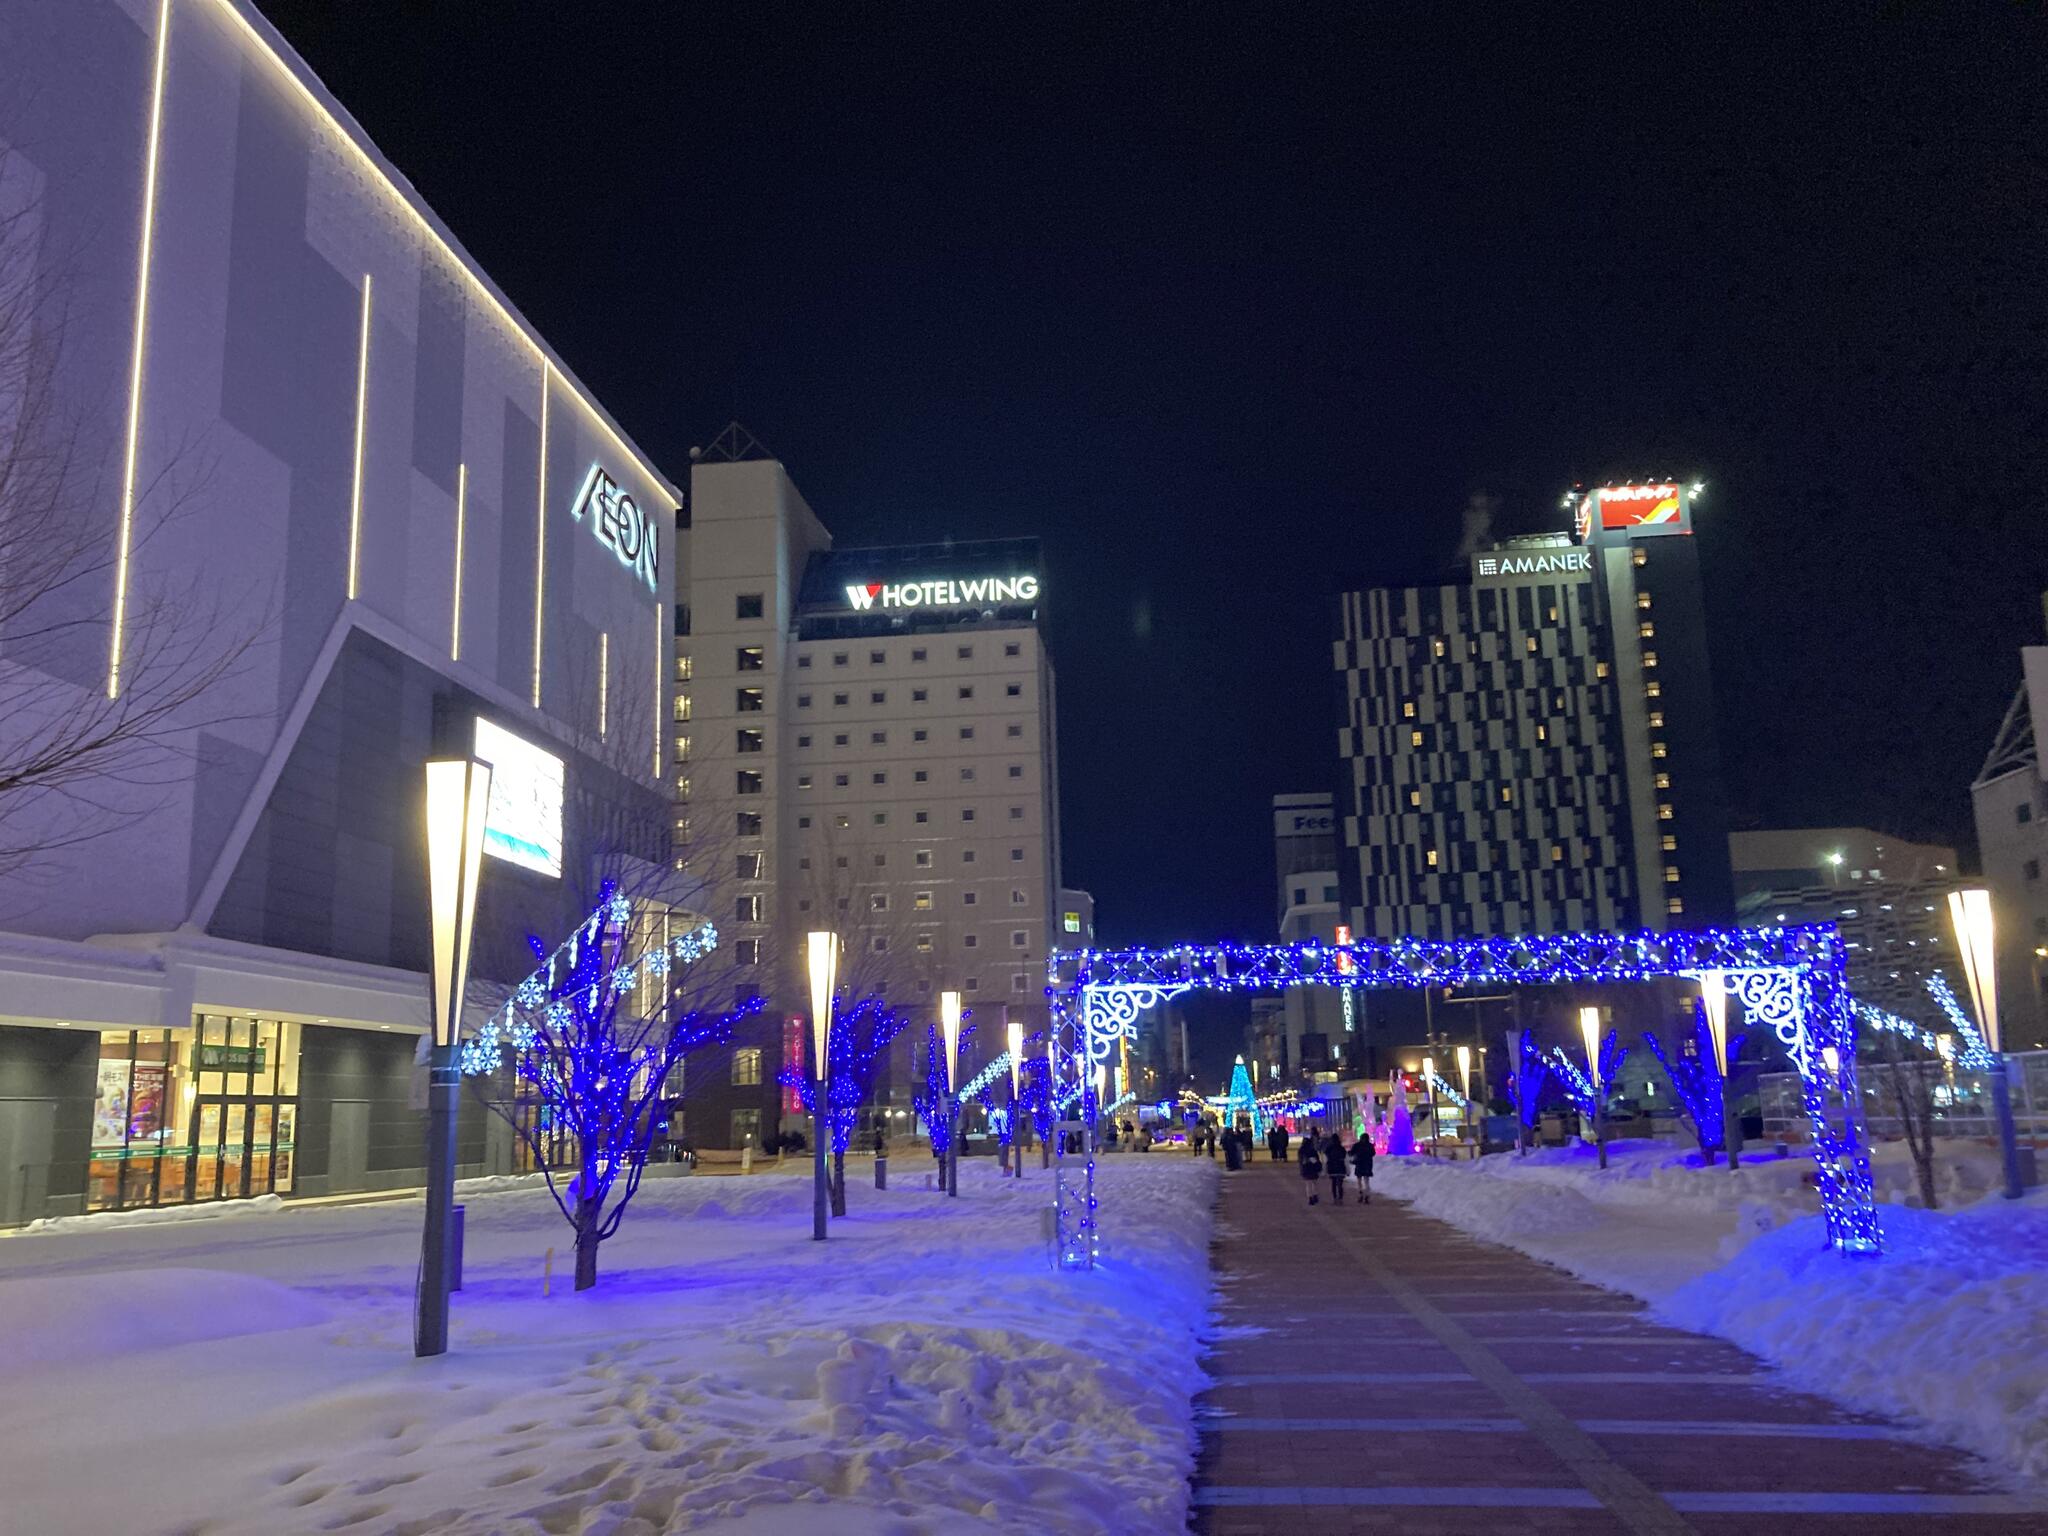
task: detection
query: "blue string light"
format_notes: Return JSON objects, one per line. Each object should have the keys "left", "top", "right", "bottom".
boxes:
{"left": 1642, "top": 1004, "right": 1745, "bottom": 1156}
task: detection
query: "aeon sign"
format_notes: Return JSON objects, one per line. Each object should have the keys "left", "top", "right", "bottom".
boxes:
{"left": 844, "top": 574, "right": 1039, "bottom": 611}
{"left": 570, "top": 464, "right": 659, "bottom": 594}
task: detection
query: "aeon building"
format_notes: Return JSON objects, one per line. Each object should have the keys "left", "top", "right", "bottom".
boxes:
{"left": 0, "top": 2, "right": 678, "bottom": 1220}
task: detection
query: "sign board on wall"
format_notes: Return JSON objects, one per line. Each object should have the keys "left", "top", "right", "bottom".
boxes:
{"left": 1472, "top": 547, "right": 1593, "bottom": 585}
{"left": 474, "top": 717, "right": 565, "bottom": 878}
{"left": 570, "top": 464, "right": 660, "bottom": 593}
{"left": 842, "top": 575, "right": 1039, "bottom": 611}
{"left": 1577, "top": 483, "right": 1692, "bottom": 540}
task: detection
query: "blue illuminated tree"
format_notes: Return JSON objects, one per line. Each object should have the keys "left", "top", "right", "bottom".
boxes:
{"left": 778, "top": 996, "right": 910, "bottom": 1215}
{"left": 913, "top": 1015, "right": 976, "bottom": 1168}
{"left": 1548, "top": 1030, "right": 1629, "bottom": 1123}
{"left": 1503, "top": 1029, "right": 1550, "bottom": 1146}
{"left": 1641, "top": 1002, "right": 1745, "bottom": 1163}
{"left": 465, "top": 885, "right": 762, "bottom": 1290}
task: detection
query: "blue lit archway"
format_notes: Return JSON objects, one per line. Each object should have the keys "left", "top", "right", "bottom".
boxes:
{"left": 1045, "top": 925, "right": 1878, "bottom": 1270}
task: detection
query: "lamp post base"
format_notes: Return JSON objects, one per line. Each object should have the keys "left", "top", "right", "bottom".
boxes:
{"left": 414, "top": 1049, "right": 459, "bottom": 1358}
{"left": 1992, "top": 1059, "right": 2026, "bottom": 1200}
{"left": 812, "top": 1111, "right": 829, "bottom": 1240}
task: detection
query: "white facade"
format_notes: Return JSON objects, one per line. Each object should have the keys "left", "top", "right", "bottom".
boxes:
{"left": 1972, "top": 644, "right": 2048, "bottom": 1050}
{"left": 673, "top": 454, "right": 1062, "bottom": 1140}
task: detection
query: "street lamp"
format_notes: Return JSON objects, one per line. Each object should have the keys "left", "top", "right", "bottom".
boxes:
{"left": 1007, "top": 1017, "right": 1024, "bottom": 1177}
{"left": 1455, "top": 1044, "right": 1473, "bottom": 1147}
{"left": 1950, "top": 889, "right": 2025, "bottom": 1199}
{"left": 1825, "top": 850, "right": 1845, "bottom": 887}
{"left": 1697, "top": 971, "right": 1738, "bottom": 1169}
{"left": 1421, "top": 1053, "right": 1437, "bottom": 1154}
{"left": 940, "top": 990, "right": 962, "bottom": 1197}
{"left": 418, "top": 755, "right": 491, "bottom": 1359}
{"left": 806, "top": 931, "right": 839, "bottom": 1240}
{"left": 1579, "top": 1005, "right": 1606, "bottom": 1170}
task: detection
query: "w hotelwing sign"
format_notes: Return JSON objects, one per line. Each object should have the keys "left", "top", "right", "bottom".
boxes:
{"left": 843, "top": 574, "right": 1039, "bottom": 611}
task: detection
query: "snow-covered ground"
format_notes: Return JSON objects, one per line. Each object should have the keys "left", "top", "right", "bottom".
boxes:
{"left": 1375, "top": 1137, "right": 2048, "bottom": 1484}
{"left": 0, "top": 1156, "right": 1217, "bottom": 1536}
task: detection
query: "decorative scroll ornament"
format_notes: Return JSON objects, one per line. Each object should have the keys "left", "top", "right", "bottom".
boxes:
{"left": 1080, "top": 983, "right": 1190, "bottom": 1063}
{"left": 1724, "top": 968, "right": 1807, "bottom": 1075}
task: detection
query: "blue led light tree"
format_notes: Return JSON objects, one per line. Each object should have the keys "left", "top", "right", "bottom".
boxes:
{"left": 465, "top": 885, "right": 761, "bottom": 1290}
{"left": 913, "top": 1016, "right": 976, "bottom": 1178}
{"left": 779, "top": 996, "right": 910, "bottom": 1217}
{"left": 1224, "top": 1056, "right": 1263, "bottom": 1137}
{"left": 1503, "top": 1028, "right": 1549, "bottom": 1156}
{"left": 1642, "top": 1003, "right": 1745, "bottom": 1164}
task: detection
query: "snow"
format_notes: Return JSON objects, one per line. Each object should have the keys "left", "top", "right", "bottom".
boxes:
{"left": 1375, "top": 1138, "right": 2048, "bottom": 1484}
{"left": 0, "top": 1156, "right": 1216, "bottom": 1536}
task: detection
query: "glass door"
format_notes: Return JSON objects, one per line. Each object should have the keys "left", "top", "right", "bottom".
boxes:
{"left": 222, "top": 1103, "right": 248, "bottom": 1199}
{"left": 192, "top": 1101, "right": 223, "bottom": 1200}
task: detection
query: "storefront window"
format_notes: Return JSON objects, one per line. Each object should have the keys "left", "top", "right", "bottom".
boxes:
{"left": 86, "top": 1017, "right": 301, "bottom": 1212}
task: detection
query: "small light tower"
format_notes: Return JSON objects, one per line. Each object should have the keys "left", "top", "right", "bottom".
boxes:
{"left": 806, "top": 931, "right": 839, "bottom": 1240}
{"left": 1579, "top": 1005, "right": 1607, "bottom": 1170}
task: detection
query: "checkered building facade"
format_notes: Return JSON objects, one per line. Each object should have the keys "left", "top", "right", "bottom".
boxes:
{"left": 1336, "top": 577, "right": 1637, "bottom": 938}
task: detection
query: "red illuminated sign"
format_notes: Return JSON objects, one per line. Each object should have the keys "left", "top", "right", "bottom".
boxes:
{"left": 1595, "top": 483, "right": 1689, "bottom": 534}
{"left": 1335, "top": 924, "right": 1354, "bottom": 975}
{"left": 781, "top": 1016, "right": 805, "bottom": 1116}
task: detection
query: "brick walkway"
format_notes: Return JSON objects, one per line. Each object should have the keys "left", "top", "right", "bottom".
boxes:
{"left": 1193, "top": 1163, "right": 2045, "bottom": 1535}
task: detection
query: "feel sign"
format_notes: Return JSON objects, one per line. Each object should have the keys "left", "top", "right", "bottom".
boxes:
{"left": 570, "top": 464, "right": 659, "bottom": 594}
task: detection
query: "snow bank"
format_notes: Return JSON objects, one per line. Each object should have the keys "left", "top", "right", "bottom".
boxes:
{"left": 1375, "top": 1143, "right": 2048, "bottom": 1485}
{"left": 0, "top": 1155, "right": 1218, "bottom": 1536}
{"left": 0, "top": 1268, "right": 330, "bottom": 1366}
{"left": 24, "top": 1191, "right": 285, "bottom": 1235}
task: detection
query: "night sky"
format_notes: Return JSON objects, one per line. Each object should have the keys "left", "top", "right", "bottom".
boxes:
{"left": 261, "top": 3, "right": 2048, "bottom": 952}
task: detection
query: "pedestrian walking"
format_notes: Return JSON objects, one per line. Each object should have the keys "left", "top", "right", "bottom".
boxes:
{"left": 1269, "top": 1124, "right": 1288, "bottom": 1162}
{"left": 1325, "top": 1129, "right": 1347, "bottom": 1204}
{"left": 1349, "top": 1132, "right": 1375, "bottom": 1204}
{"left": 1298, "top": 1128, "right": 1323, "bottom": 1206}
{"left": 1223, "top": 1126, "right": 1244, "bottom": 1170}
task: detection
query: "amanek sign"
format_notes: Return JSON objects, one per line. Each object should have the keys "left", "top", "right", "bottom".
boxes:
{"left": 1472, "top": 548, "right": 1593, "bottom": 585}
{"left": 843, "top": 574, "right": 1040, "bottom": 611}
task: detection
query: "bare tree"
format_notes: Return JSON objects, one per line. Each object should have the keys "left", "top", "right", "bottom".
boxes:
{"left": 0, "top": 152, "right": 264, "bottom": 889}
{"left": 1874, "top": 1030, "right": 1942, "bottom": 1209}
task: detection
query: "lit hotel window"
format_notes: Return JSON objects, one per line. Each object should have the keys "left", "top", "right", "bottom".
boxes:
{"left": 1547, "top": 605, "right": 1559, "bottom": 621}
{"left": 1655, "top": 772, "right": 1671, "bottom": 789}
{"left": 673, "top": 693, "right": 692, "bottom": 722}
{"left": 736, "top": 728, "right": 763, "bottom": 753}
{"left": 672, "top": 734, "right": 691, "bottom": 761}
{"left": 1658, "top": 803, "right": 1674, "bottom": 821}
{"left": 1652, "top": 741, "right": 1668, "bottom": 758}
{"left": 1425, "top": 849, "right": 1440, "bottom": 868}
{"left": 1664, "top": 867, "right": 1681, "bottom": 883}
{"left": 1632, "top": 549, "right": 1647, "bottom": 567}
{"left": 1660, "top": 834, "right": 1677, "bottom": 852}
{"left": 1408, "top": 789, "right": 1422, "bottom": 807}
{"left": 736, "top": 646, "right": 764, "bottom": 671}
{"left": 1645, "top": 680, "right": 1662, "bottom": 698}
{"left": 737, "top": 687, "right": 765, "bottom": 711}
{"left": 1666, "top": 896, "right": 1685, "bottom": 914}
{"left": 1596, "top": 661, "right": 1611, "bottom": 679}
{"left": 1638, "top": 622, "right": 1655, "bottom": 639}
{"left": 675, "top": 655, "right": 693, "bottom": 682}
{"left": 1637, "top": 593, "right": 1653, "bottom": 610}
{"left": 1648, "top": 710, "right": 1664, "bottom": 727}
{"left": 916, "top": 934, "right": 933, "bottom": 953}
{"left": 1525, "top": 636, "right": 1538, "bottom": 654}
{"left": 1410, "top": 729, "right": 1424, "bottom": 747}
{"left": 1433, "top": 638, "right": 1446, "bottom": 657}
{"left": 1641, "top": 651, "right": 1658, "bottom": 668}
{"left": 674, "top": 776, "right": 690, "bottom": 800}
{"left": 1550, "top": 845, "right": 1563, "bottom": 862}
{"left": 1536, "top": 724, "right": 1548, "bottom": 742}
{"left": 1500, "top": 787, "right": 1513, "bottom": 804}
{"left": 1402, "top": 701, "right": 1416, "bottom": 719}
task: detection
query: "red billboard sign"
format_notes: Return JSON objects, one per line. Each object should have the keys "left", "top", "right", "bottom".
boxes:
{"left": 1593, "top": 483, "right": 1689, "bottom": 536}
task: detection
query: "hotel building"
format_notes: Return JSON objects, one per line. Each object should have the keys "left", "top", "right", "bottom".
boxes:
{"left": 674, "top": 450, "right": 1064, "bottom": 1148}
{"left": 0, "top": 2, "right": 679, "bottom": 1220}
{"left": 1333, "top": 484, "right": 1734, "bottom": 941}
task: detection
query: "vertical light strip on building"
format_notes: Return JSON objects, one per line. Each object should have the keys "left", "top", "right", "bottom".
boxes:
{"left": 109, "top": 0, "right": 174, "bottom": 699}
{"left": 532, "top": 362, "right": 549, "bottom": 708}
{"left": 598, "top": 631, "right": 609, "bottom": 738}
{"left": 450, "top": 462, "right": 467, "bottom": 659}
{"left": 652, "top": 600, "right": 664, "bottom": 778}
{"left": 346, "top": 273, "right": 373, "bottom": 600}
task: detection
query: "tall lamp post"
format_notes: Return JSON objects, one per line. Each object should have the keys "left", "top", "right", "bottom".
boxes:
{"left": 1951, "top": 889, "right": 2026, "bottom": 1200}
{"left": 806, "top": 931, "right": 839, "bottom": 1241}
{"left": 1421, "top": 1054, "right": 1437, "bottom": 1154}
{"left": 1007, "top": 1017, "right": 1024, "bottom": 1177}
{"left": 940, "top": 990, "right": 962, "bottom": 1196}
{"left": 1579, "top": 1005, "right": 1607, "bottom": 1170}
{"left": 1698, "top": 970, "right": 1738, "bottom": 1170}
{"left": 417, "top": 756, "right": 491, "bottom": 1359}
{"left": 1455, "top": 1044, "right": 1473, "bottom": 1149}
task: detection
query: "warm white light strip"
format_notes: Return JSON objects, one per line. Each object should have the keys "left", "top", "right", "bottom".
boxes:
{"left": 450, "top": 461, "right": 466, "bottom": 659}
{"left": 203, "top": 0, "right": 672, "bottom": 503}
{"left": 598, "top": 630, "right": 609, "bottom": 737}
{"left": 531, "top": 362, "right": 549, "bottom": 708}
{"left": 652, "top": 600, "right": 664, "bottom": 778}
{"left": 346, "top": 272, "right": 372, "bottom": 600}
{"left": 109, "top": 0, "right": 174, "bottom": 699}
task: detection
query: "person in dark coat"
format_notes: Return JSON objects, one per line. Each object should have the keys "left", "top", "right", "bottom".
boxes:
{"left": 1223, "top": 1126, "right": 1244, "bottom": 1170}
{"left": 1325, "top": 1129, "right": 1348, "bottom": 1204}
{"left": 1268, "top": 1124, "right": 1287, "bottom": 1162}
{"left": 1298, "top": 1129, "right": 1323, "bottom": 1206}
{"left": 1349, "top": 1133, "right": 1375, "bottom": 1203}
